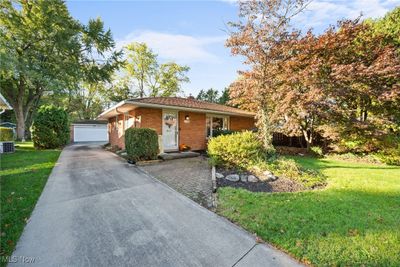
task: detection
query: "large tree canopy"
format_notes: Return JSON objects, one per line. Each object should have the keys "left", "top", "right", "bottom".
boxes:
{"left": 0, "top": 0, "right": 121, "bottom": 139}
{"left": 123, "top": 42, "right": 190, "bottom": 98}
{"left": 228, "top": 1, "right": 400, "bottom": 151}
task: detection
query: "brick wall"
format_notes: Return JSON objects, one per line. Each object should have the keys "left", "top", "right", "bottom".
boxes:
{"left": 108, "top": 108, "right": 255, "bottom": 151}
{"left": 108, "top": 107, "right": 162, "bottom": 149}
{"left": 230, "top": 116, "right": 255, "bottom": 131}
{"left": 108, "top": 115, "right": 125, "bottom": 149}
{"left": 179, "top": 111, "right": 206, "bottom": 150}
{"left": 70, "top": 125, "right": 74, "bottom": 143}
{"left": 135, "top": 108, "right": 162, "bottom": 134}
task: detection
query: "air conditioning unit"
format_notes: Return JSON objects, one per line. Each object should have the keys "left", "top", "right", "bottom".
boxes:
{"left": 0, "top": 142, "right": 15, "bottom": 153}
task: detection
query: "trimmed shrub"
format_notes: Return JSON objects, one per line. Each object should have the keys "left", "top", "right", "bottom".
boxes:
{"left": 207, "top": 131, "right": 267, "bottom": 169}
{"left": 0, "top": 127, "right": 14, "bottom": 141}
{"left": 31, "top": 105, "right": 70, "bottom": 149}
{"left": 125, "top": 128, "right": 159, "bottom": 162}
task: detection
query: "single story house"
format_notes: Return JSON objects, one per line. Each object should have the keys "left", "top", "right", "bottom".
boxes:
{"left": 97, "top": 97, "right": 256, "bottom": 152}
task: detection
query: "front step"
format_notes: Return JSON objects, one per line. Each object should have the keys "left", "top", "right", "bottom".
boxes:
{"left": 159, "top": 151, "right": 200, "bottom": 160}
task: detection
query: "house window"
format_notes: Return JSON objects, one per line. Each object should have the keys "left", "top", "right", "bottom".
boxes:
{"left": 206, "top": 115, "right": 228, "bottom": 137}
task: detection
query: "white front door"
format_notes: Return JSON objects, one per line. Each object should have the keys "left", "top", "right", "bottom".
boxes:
{"left": 162, "top": 110, "right": 179, "bottom": 151}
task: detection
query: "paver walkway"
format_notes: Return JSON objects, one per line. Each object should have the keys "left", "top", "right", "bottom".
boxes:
{"left": 10, "top": 143, "right": 302, "bottom": 267}
{"left": 140, "top": 156, "right": 213, "bottom": 208}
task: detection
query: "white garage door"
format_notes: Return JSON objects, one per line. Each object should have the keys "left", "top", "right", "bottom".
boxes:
{"left": 73, "top": 124, "right": 108, "bottom": 142}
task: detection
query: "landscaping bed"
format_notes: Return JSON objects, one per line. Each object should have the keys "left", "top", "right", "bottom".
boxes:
{"left": 217, "top": 156, "right": 400, "bottom": 266}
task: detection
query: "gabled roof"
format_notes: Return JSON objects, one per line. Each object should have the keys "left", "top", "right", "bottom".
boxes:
{"left": 0, "top": 93, "right": 12, "bottom": 110}
{"left": 98, "top": 97, "right": 255, "bottom": 119}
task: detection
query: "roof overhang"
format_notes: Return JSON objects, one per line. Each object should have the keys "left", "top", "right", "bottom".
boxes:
{"left": 97, "top": 100, "right": 255, "bottom": 120}
{"left": 0, "top": 93, "right": 12, "bottom": 111}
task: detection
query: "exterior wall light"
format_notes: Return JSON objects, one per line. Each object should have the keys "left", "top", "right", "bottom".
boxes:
{"left": 184, "top": 115, "right": 190, "bottom": 123}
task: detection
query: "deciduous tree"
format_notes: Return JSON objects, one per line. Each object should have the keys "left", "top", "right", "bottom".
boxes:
{"left": 0, "top": 0, "right": 120, "bottom": 140}
{"left": 123, "top": 42, "right": 190, "bottom": 97}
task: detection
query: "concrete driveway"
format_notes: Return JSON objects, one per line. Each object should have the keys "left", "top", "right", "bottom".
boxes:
{"left": 10, "top": 143, "right": 302, "bottom": 267}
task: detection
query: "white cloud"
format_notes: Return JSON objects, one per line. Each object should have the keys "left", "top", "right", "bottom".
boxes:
{"left": 116, "top": 31, "right": 226, "bottom": 63}
{"left": 293, "top": 0, "right": 391, "bottom": 30}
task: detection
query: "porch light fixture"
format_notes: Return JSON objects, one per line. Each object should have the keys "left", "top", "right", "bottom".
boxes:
{"left": 184, "top": 115, "right": 190, "bottom": 123}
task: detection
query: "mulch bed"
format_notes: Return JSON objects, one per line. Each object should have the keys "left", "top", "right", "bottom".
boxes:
{"left": 216, "top": 167, "right": 305, "bottom": 193}
{"left": 217, "top": 177, "right": 304, "bottom": 193}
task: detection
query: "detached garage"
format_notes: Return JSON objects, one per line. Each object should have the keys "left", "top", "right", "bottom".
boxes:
{"left": 71, "top": 121, "right": 108, "bottom": 143}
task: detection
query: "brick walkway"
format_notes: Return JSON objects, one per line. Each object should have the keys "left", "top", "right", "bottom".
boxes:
{"left": 139, "top": 156, "right": 213, "bottom": 208}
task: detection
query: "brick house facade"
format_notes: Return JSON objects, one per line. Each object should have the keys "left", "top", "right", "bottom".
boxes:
{"left": 99, "top": 97, "right": 256, "bottom": 151}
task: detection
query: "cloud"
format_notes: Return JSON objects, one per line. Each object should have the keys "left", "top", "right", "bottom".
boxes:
{"left": 116, "top": 31, "right": 226, "bottom": 63}
{"left": 293, "top": 0, "right": 392, "bottom": 30}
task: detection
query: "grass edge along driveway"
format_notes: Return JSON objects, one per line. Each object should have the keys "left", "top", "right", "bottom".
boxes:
{"left": 0, "top": 142, "right": 61, "bottom": 266}
{"left": 217, "top": 156, "right": 400, "bottom": 266}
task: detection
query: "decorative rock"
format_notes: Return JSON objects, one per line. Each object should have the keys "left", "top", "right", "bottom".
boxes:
{"left": 225, "top": 174, "right": 240, "bottom": 182}
{"left": 240, "top": 174, "right": 247, "bottom": 182}
{"left": 215, "top": 172, "right": 224, "bottom": 179}
{"left": 247, "top": 175, "right": 259, "bottom": 182}
{"left": 263, "top": 170, "right": 273, "bottom": 176}
{"left": 267, "top": 174, "right": 278, "bottom": 181}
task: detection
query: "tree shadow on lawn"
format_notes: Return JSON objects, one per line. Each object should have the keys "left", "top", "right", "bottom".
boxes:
{"left": 287, "top": 156, "right": 399, "bottom": 170}
{"left": 218, "top": 187, "right": 400, "bottom": 266}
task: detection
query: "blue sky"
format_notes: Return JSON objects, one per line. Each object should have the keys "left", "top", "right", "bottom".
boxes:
{"left": 67, "top": 0, "right": 398, "bottom": 96}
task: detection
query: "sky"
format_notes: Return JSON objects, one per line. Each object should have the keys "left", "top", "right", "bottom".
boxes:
{"left": 66, "top": 0, "right": 399, "bottom": 97}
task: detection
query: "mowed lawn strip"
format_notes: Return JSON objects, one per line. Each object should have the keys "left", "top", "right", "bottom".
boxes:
{"left": 0, "top": 142, "right": 61, "bottom": 265}
{"left": 217, "top": 156, "right": 400, "bottom": 266}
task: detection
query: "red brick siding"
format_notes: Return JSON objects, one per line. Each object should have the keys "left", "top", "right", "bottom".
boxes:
{"left": 230, "top": 116, "right": 255, "bottom": 131}
{"left": 108, "top": 108, "right": 162, "bottom": 149}
{"left": 107, "top": 108, "right": 255, "bottom": 151}
{"left": 108, "top": 114, "right": 125, "bottom": 149}
{"left": 135, "top": 108, "right": 162, "bottom": 135}
{"left": 179, "top": 112, "right": 206, "bottom": 150}
{"left": 70, "top": 125, "right": 74, "bottom": 143}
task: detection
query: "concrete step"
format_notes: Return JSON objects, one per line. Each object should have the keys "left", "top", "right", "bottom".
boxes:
{"left": 159, "top": 151, "right": 200, "bottom": 160}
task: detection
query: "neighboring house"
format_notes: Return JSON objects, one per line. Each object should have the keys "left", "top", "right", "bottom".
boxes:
{"left": 98, "top": 97, "right": 256, "bottom": 151}
{"left": 70, "top": 120, "right": 108, "bottom": 143}
{"left": 0, "top": 93, "right": 12, "bottom": 114}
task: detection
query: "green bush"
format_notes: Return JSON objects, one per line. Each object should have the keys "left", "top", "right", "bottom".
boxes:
{"left": 31, "top": 105, "right": 70, "bottom": 149}
{"left": 212, "top": 129, "right": 236, "bottom": 137}
{"left": 207, "top": 131, "right": 268, "bottom": 169}
{"left": 268, "top": 158, "right": 326, "bottom": 188}
{"left": 0, "top": 127, "right": 14, "bottom": 141}
{"left": 310, "top": 146, "right": 323, "bottom": 157}
{"left": 375, "top": 145, "right": 400, "bottom": 166}
{"left": 125, "top": 128, "right": 159, "bottom": 162}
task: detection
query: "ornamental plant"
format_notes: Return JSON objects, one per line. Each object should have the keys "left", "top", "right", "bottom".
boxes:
{"left": 31, "top": 105, "right": 70, "bottom": 149}
{"left": 125, "top": 128, "right": 159, "bottom": 162}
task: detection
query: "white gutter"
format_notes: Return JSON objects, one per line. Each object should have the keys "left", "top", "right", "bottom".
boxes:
{"left": 97, "top": 100, "right": 126, "bottom": 119}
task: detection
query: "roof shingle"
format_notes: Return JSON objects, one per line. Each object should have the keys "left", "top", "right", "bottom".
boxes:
{"left": 127, "top": 97, "right": 255, "bottom": 117}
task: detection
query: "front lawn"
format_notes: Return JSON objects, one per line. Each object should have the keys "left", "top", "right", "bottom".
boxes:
{"left": 217, "top": 156, "right": 400, "bottom": 266}
{"left": 0, "top": 142, "right": 61, "bottom": 265}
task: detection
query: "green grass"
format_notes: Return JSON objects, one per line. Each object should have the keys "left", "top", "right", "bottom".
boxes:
{"left": 0, "top": 142, "right": 60, "bottom": 265}
{"left": 217, "top": 156, "right": 400, "bottom": 266}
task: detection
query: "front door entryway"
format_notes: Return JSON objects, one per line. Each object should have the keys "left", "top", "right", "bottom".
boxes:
{"left": 162, "top": 110, "right": 178, "bottom": 151}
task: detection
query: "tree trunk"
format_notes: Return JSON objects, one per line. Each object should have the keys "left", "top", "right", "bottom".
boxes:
{"left": 302, "top": 129, "right": 313, "bottom": 151}
{"left": 15, "top": 104, "right": 26, "bottom": 141}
